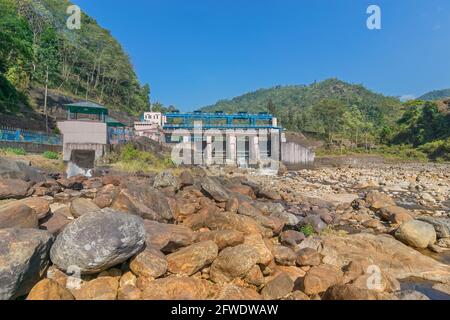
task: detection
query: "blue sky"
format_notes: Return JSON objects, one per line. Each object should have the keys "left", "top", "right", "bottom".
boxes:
{"left": 73, "top": 0, "right": 450, "bottom": 111}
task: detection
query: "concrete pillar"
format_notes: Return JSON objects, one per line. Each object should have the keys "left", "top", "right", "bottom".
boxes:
{"left": 205, "top": 135, "right": 212, "bottom": 166}
{"left": 226, "top": 133, "right": 237, "bottom": 166}
{"left": 270, "top": 129, "right": 281, "bottom": 163}
{"left": 249, "top": 134, "right": 260, "bottom": 166}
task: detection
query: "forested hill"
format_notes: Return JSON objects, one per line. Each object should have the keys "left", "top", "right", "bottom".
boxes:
{"left": 201, "top": 78, "right": 403, "bottom": 133}
{"left": 420, "top": 88, "right": 450, "bottom": 101}
{"left": 0, "top": 0, "right": 150, "bottom": 116}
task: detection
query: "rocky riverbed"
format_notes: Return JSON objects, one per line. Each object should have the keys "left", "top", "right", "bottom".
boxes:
{"left": 1, "top": 156, "right": 450, "bottom": 300}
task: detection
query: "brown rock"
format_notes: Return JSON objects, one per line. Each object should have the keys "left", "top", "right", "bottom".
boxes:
{"left": 26, "top": 279, "right": 74, "bottom": 300}
{"left": 210, "top": 244, "right": 259, "bottom": 283}
{"left": 285, "top": 290, "right": 310, "bottom": 300}
{"left": 301, "top": 264, "right": 344, "bottom": 295}
{"left": 141, "top": 276, "right": 214, "bottom": 300}
{"left": 75, "top": 276, "right": 119, "bottom": 300}
{"left": 280, "top": 230, "right": 305, "bottom": 247}
{"left": 93, "top": 185, "right": 119, "bottom": 209}
{"left": 229, "top": 185, "right": 256, "bottom": 199}
{"left": 272, "top": 245, "right": 297, "bottom": 266}
{"left": 244, "top": 234, "right": 274, "bottom": 265}
{"left": 129, "top": 247, "right": 168, "bottom": 279}
{"left": 119, "top": 271, "right": 137, "bottom": 288}
{"left": 144, "top": 220, "right": 195, "bottom": 253}
{"left": 296, "top": 248, "right": 322, "bottom": 267}
{"left": 101, "top": 175, "right": 122, "bottom": 186}
{"left": 323, "top": 284, "right": 395, "bottom": 300}
{"left": 195, "top": 230, "right": 244, "bottom": 250}
{"left": 39, "top": 212, "right": 70, "bottom": 235}
{"left": 258, "top": 189, "right": 281, "bottom": 201}
{"left": 213, "top": 284, "right": 261, "bottom": 300}
{"left": 225, "top": 197, "right": 239, "bottom": 214}
{"left": 244, "top": 265, "right": 265, "bottom": 286}
{"left": 261, "top": 272, "right": 294, "bottom": 300}
{"left": 352, "top": 272, "right": 401, "bottom": 293}
{"left": 118, "top": 284, "right": 142, "bottom": 300}
{"left": 365, "top": 191, "right": 396, "bottom": 210}
{"left": 70, "top": 198, "right": 101, "bottom": 218}
{"left": 167, "top": 241, "right": 218, "bottom": 276}
{"left": 379, "top": 206, "right": 413, "bottom": 225}
{"left": 205, "top": 211, "right": 264, "bottom": 236}
{"left": 179, "top": 170, "right": 194, "bottom": 187}
{"left": 18, "top": 197, "right": 50, "bottom": 220}
{"left": 0, "top": 179, "right": 30, "bottom": 200}
{"left": 237, "top": 201, "right": 263, "bottom": 217}
{"left": 0, "top": 201, "right": 38, "bottom": 229}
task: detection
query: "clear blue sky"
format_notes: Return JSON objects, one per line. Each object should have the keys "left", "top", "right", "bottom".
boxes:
{"left": 73, "top": 0, "right": 450, "bottom": 111}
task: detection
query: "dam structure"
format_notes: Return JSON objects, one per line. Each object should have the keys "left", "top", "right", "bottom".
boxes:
{"left": 135, "top": 111, "right": 289, "bottom": 168}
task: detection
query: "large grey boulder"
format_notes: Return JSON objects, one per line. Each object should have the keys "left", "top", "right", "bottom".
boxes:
{"left": 0, "top": 228, "right": 53, "bottom": 300}
{"left": 201, "top": 177, "right": 229, "bottom": 202}
{"left": 416, "top": 216, "right": 450, "bottom": 239}
{"left": 395, "top": 220, "right": 437, "bottom": 249}
{"left": 0, "top": 157, "right": 46, "bottom": 182}
{"left": 50, "top": 211, "right": 146, "bottom": 275}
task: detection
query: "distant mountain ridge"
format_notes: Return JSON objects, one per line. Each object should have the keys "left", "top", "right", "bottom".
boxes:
{"left": 419, "top": 88, "right": 450, "bottom": 101}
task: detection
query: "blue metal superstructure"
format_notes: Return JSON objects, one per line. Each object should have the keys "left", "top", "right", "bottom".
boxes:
{"left": 162, "top": 112, "right": 282, "bottom": 130}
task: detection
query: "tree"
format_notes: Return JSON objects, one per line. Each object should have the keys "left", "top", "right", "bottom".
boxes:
{"left": 312, "top": 99, "right": 346, "bottom": 143}
{"left": 267, "top": 99, "right": 276, "bottom": 116}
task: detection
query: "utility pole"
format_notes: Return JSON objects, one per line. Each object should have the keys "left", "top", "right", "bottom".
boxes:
{"left": 44, "top": 65, "right": 49, "bottom": 134}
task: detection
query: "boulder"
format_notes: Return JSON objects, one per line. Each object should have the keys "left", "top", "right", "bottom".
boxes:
{"left": 213, "top": 284, "right": 261, "bottom": 300}
{"left": 210, "top": 244, "right": 259, "bottom": 283}
{"left": 205, "top": 211, "right": 264, "bottom": 236}
{"left": 312, "top": 233, "right": 450, "bottom": 284}
{"left": 296, "top": 248, "right": 322, "bottom": 267}
{"left": 118, "top": 284, "right": 142, "bottom": 300}
{"left": 416, "top": 216, "right": 450, "bottom": 239}
{"left": 201, "top": 177, "right": 229, "bottom": 202}
{"left": 39, "top": 212, "right": 70, "bottom": 235}
{"left": 272, "top": 245, "right": 297, "bottom": 266}
{"left": 378, "top": 206, "right": 413, "bottom": 225}
{"left": 179, "top": 170, "right": 194, "bottom": 187}
{"left": 0, "top": 179, "right": 30, "bottom": 200}
{"left": 323, "top": 284, "right": 395, "bottom": 300}
{"left": 17, "top": 197, "right": 50, "bottom": 220}
{"left": 153, "top": 171, "right": 180, "bottom": 190}
{"left": 225, "top": 197, "right": 239, "bottom": 214}
{"left": 244, "top": 265, "right": 265, "bottom": 286}
{"left": 167, "top": 241, "right": 218, "bottom": 276}
{"left": 50, "top": 211, "right": 146, "bottom": 275}
{"left": 244, "top": 234, "right": 274, "bottom": 265}
{"left": 395, "top": 290, "right": 430, "bottom": 300}
{"left": 0, "top": 157, "right": 46, "bottom": 182}
{"left": 301, "top": 215, "right": 327, "bottom": 233}
{"left": 261, "top": 272, "right": 294, "bottom": 300}
{"left": 93, "top": 185, "right": 119, "bottom": 209}
{"left": 300, "top": 264, "right": 344, "bottom": 295}
{"left": 26, "top": 279, "right": 74, "bottom": 300}
{"left": 129, "top": 247, "right": 168, "bottom": 279}
{"left": 0, "top": 228, "right": 53, "bottom": 300}
{"left": 70, "top": 198, "right": 102, "bottom": 218}
{"left": 195, "top": 230, "right": 245, "bottom": 250}
{"left": 395, "top": 220, "right": 437, "bottom": 249}
{"left": 141, "top": 276, "right": 213, "bottom": 300}
{"left": 237, "top": 201, "right": 263, "bottom": 217}
{"left": 75, "top": 276, "right": 119, "bottom": 300}
{"left": 258, "top": 189, "right": 281, "bottom": 201}
{"left": 144, "top": 220, "right": 194, "bottom": 253}
{"left": 365, "top": 191, "right": 396, "bottom": 210}
{"left": 0, "top": 201, "right": 38, "bottom": 229}
{"left": 112, "top": 182, "right": 174, "bottom": 222}
{"left": 280, "top": 230, "right": 305, "bottom": 247}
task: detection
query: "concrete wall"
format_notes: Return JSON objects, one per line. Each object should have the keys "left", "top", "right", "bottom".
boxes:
{"left": 281, "top": 142, "right": 315, "bottom": 165}
{"left": 0, "top": 141, "right": 62, "bottom": 154}
{"left": 57, "top": 121, "right": 107, "bottom": 145}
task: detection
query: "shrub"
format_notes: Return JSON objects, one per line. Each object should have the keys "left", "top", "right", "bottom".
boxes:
{"left": 300, "top": 224, "right": 315, "bottom": 237}
{"left": 43, "top": 151, "right": 60, "bottom": 160}
{"left": 2, "top": 147, "right": 27, "bottom": 156}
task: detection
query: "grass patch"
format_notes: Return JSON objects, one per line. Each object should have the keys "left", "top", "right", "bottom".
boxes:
{"left": 299, "top": 224, "right": 315, "bottom": 237}
{"left": 0, "top": 147, "right": 27, "bottom": 156}
{"left": 42, "top": 151, "right": 60, "bottom": 160}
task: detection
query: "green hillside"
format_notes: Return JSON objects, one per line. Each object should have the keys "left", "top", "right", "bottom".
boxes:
{"left": 419, "top": 88, "right": 450, "bottom": 101}
{"left": 0, "top": 0, "right": 150, "bottom": 115}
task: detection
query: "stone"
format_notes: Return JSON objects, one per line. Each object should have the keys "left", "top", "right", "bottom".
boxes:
{"left": 258, "top": 189, "right": 281, "bottom": 201}
{"left": 70, "top": 198, "right": 102, "bottom": 218}
{"left": 144, "top": 220, "right": 195, "bottom": 253}
{"left": 237, "top": 201, "right": 263, "bottom": 217}
{"left": 204, "top": 211, "right": 264, "bottom": 236}
{"left": 395, "top": 220, "right": 437, "bottom": 249}
{"left": 0, "top": 228, "right": 53, "bottom": 300}
{"left": 0, "top": 157, "right": 46, "bottom": 182}
{"left": 201, "top": 176, "right": 229, "bottom": 202}
{"left": 195, "top": 230, "right": 244, "bottom": 250}
{"left": 432, "top": 283, "right": 450, "bottom": 295}
{"left": 50, "top": 211, "right": 146, "bottom": 275}
{"left": 301, "top": 264, "right": 344, "bottom": 295}
{"left": 296, "top": 248, "right": 322, "bottom": 266}
{"left": 244, "top": 265, "right": 265, "bottom": 286}
{"left": 395, "top": 290, "right": 430, "bottom": 300}
{"left": 271, "top": 211, "right": 299, "bottom": 227}
{"left": 0, "top": 201, "right": 38, "bottom": 229}
{"left": 210, "top": 244, "right": 259, "bottom": 283}
{"left": 39, "top": 212, "right": 70, "bottom": 235}
{"left": 119, "top": 271, "right": 137, "bottom": 288}
{"left": 280, "top": 230, "right": 305, "bottom": 247}
{"left": 112, "top": 182, "right": 174, "bottom": 222}
{"left": 365, "top": 191, "right": 396, "bottom": 210}
{"left": 301, "top": 215, "right": 327, "bottom": 232}
{"left": 167, "top": 241, "right": 218, "bottom": 276}
{"left": 313, "top": 233, "right": 450, "bottom": 284}
{"left": 225, "top": 197, "right": 239, "bottom": 214}
{"left": 129, "top": 247, "right": 168, "bottom": 279}
{"left": 213, "top": 284, "right": 261, "bottom": 300}
{"left": 261, "top": 272, "right": 295, "bottom": 300}
{"left": 179, "top": 170, "right": 194, "bottom": 187}
{"left": 141, "top": 276, "right": 213, "bottom": 300}
{"left": 26, "top": 279, "right": 74, "bottom": 300}
{"left": 229, "top": 185, "right": 256, "bottom": 199}
{"left": 416, "top": 216, "right": 450, "bottom": 239}
{"left": 0, "top": 179, "right": 30, "bottom": 200}
{"left": 352, "top": 272, "right": 401, "bottom": 293}
{"left": 272, "top": 245, "right": 297, "bottom": 266}
{"left": 17, "top": 197, "right": 50, "bottom": 220}
{"left": 101, "top": 175, "right": 122, "bottom": 186}
{"left": 323, "top": 284, "right": 395, "bottom": 300}
{"left": 153, "top": 170, "right": 180, "bottom": 190}
{"left": 378, "top": 206, "right": 413, "bottom": 225}
{"left": 244, "top": 234, "right": 274, "bottom": 265}
{"left": 93, "top": 184, "right": 119, "bottom": 209}
{"left": 75, "top": 276, "right": 119, "bottom": 300}
{"left": 118, "top": 284, "right": 142, "bottom": 300}
{"left": 285, "top": 291, "right": 310, "bottom": 300}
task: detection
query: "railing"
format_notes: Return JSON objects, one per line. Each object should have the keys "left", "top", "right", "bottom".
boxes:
{"left": 0, "top": 126, "right": 62, "bottom": 146}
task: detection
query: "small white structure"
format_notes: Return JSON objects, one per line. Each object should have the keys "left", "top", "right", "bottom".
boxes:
{"left": 134, "top": 112, "right": 166, "bottom": 142}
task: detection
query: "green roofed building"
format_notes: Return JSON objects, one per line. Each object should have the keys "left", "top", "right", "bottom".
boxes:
{"left": 63, "top": 101, "right": 109, "bottom": 122}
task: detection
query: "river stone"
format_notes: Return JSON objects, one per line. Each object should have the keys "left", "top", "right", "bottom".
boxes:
{"left": 26, "top": 279, "right": 74, "bottom": 300}
{"left": 70, "top": 198, "right": 102, "bottom": 218}
{"left": 50, "top": 211, "right": 146, "bottom": 275}
{"left": 0, "top": 179, "right": 30, "bottom": 200}
{"left": 201, "top": 177, "right": 229, "bottom": 202}
{"left": 153, "top": 171, "right": 180, "bottom": 190}
{"left": 141, "top": 276, "right": 214, "bottom": 300}
{"left": 0, "top": 201, "right": 38, "bottom": 229}
{"left": 0, "top": 228, "right": 54, "bottom": 300}
{"left": 195, "top": 230, "right": 244, "bottom": 250}
{"left": 395, "top": 220, "right": 437, "bottom": 249}
{"left": 129, "top": 247, "right": 168, "bottom": 279}
{"left": 261, "top": 272, "right": 295, "bottom": 300}
{"left": 416, "top": 216, "right": 450, "bottom": 239}
{"left": 167, "top": 241, "right": 218, "bottom": 276}
{"left": 17, "top": 197, "right": 50, "bottom": 220}
{"left": 144, "top": 220, "right": 194, "bottom": 253}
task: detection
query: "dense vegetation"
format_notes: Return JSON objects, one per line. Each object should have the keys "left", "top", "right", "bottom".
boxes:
{"left": 420, "top": 88, "right": 450, "bottom": 101}
{"left": 0, "top": 0, "right": 150, "bottom": 115}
